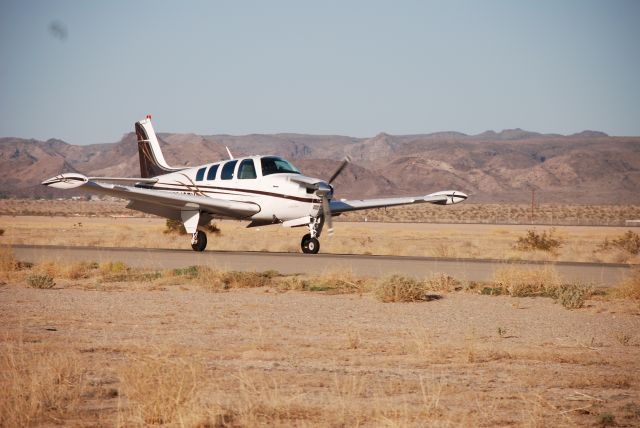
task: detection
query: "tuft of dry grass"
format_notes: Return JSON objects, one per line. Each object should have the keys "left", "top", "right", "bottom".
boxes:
{"left": 614, "top": 268, "right": 640, "bottom": 300}
{"left": 424, "top": 273, "right": 461, "bottom": 292}
{"left": 492, "top": 265, "right": 562, "bottom": 297}
{"left": 117, "top": 355, "right": 204, "bottom": 426}
{"left": 373, "top": 274, "right": 429, "bottom": 302}
{"left": 0, "top": 340, "right": 86, "bottom": 427}
{"left": 275, "top": 269, "right": 366, "bottom": 294}
{"left": 0, "top": 245, "right": 17, "bottom": 279}
{"left": 489, "top": 265, "right": 594, "bottom": 308}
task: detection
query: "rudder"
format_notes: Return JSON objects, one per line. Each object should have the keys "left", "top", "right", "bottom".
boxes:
{"left": 135, "top": 115, "right": 181, "bottom": 178}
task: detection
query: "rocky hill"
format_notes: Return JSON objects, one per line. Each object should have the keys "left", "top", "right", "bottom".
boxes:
{"left": 1, "top": 129, "right": 639, "bottom": 203}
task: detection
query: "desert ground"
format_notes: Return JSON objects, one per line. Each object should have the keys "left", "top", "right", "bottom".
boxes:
{"left": 1, "top": 260, "right": 640, "bottom": 427}
{"left": 2, "top": 200, "right": 640, "bottom": 426}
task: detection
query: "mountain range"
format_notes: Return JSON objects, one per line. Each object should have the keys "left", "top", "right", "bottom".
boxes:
{"left": 1, "top": 128, "right": 639, "bottom": 204}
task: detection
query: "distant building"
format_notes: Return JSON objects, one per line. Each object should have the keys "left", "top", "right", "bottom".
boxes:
{"left": 625, "top": 220, "right": 640, "bottom": 227}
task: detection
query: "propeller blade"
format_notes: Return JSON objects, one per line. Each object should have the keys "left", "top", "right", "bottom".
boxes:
{"left": 328, "top": 156, "right": 351, "bottom": 184}
{"left": 321, "top": 195, "right": 333, "bottom": 235}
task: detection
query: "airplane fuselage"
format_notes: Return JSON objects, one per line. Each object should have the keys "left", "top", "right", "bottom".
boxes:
{"left": 136, "top": 155, "right": 323, "bottom": 223}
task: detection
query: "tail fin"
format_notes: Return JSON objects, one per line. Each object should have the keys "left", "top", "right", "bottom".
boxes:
{"left": 135, "top": 116, "right": 182, "bottom": 178}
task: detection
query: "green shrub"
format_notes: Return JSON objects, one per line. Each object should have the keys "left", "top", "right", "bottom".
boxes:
{"left": 27, "top": 273, "right": 55, "bottom": 289}
{"left": 554, "top": 283, "right": 593, "bottom": 309}
{"left": 597, "top": 412, "right": 615, "bottom": 427}
{"left": 515, "top": 229, "right": 563, "bottom": 252}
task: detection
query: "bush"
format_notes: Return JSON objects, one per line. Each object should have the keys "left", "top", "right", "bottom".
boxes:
{"left": 374, "top": 274, "right": 428, "bottom": 302}
{"left": 554, "top": 283, "right": 593, "bottom": 309}
{"left": 601, "top": 231, "right": 640, "bottom": 255}
{"left": 163, "top": 219, "right": 187, "bottom": 235}
{"left": 164, "top": 220, "right": 222, "bottom": 236}
{"left": 0, "top": 228, "right": 4, "bottom": 236}
{"left": 515, "top": 229, "right": 563, "bottom": 252}
{"left": 27, "top": 273, "right": 55, "bottom": 289}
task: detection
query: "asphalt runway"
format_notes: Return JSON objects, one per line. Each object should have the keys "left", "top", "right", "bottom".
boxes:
{"left": 13, "top": 245, "right": 632, "bottom": 287}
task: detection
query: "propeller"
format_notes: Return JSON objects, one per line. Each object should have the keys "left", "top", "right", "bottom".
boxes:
{"left": 289, "top": 156, "right": 351, "bottom": 235}
{"left": 321, "top": 156, "right": 351, "bottom": 235}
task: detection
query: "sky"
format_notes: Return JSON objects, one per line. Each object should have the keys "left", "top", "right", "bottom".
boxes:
{"left": 0, "top": 0, "right": 639, "bottom": 145}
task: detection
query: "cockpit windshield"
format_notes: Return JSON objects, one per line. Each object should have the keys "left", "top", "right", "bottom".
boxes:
{"left": 260, "top": 156, "right": 301, "bottom": 176}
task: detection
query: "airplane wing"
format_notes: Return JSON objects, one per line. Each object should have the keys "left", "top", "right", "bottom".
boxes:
{"left": 42, "top": 173, "right": 260, "bottom": 218}
{"left": 330, "top": 190, "right": 467, "bottom": 214}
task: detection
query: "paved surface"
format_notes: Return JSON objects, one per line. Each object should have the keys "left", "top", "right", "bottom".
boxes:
{"left": 13, "top": 245, "right": 631, "bottom": 287}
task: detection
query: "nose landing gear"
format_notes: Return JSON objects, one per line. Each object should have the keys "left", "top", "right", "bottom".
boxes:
{"left": 301, "top": 215, "right": 323, "bottom": 254}
{"left": 301, "top": 233, "right": 320, "bottom": 254}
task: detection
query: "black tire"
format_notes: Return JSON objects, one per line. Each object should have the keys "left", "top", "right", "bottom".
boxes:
{"left": 191, "top": 230, "right": 207, "bottom": 252}
{"left": 301, "top": 233, "right": 320, "bottom": 254}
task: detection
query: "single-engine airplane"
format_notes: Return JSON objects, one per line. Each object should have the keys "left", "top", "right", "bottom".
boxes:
{"left": 42, "top": 116, "right": 468, "bottom": 253}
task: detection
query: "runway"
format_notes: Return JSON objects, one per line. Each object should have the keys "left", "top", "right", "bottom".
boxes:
{"left": 13, "top": 245, "right": 632, "bottom": 287}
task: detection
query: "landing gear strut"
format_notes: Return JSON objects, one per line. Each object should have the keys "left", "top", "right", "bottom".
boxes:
{"left": 301, "top": 215, "right": 323, "bottom": 254}
{"left": 191, "top": 230, "right": 207, "bottom": 252}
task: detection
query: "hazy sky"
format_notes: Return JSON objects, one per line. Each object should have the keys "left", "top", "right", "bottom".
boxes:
{"left": 1, "top": 0, "right": 639, "bottom": 144}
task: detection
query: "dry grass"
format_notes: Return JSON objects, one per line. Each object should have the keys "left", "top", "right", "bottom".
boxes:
{"left": 373, "top": 274, "right": 430, "bottom": 302}
{"left": 0, "top": 245, "right": 18, "bottom": 280}
{"left": 4, "top": 215, "right": 640, "bottom": 264}
{"left": 4, "top": 199, "right": 640, "bottom": 226}
{"left": 2, "top": 260, "right": 640, "bottom": 426}
{"left": 614, "top": 268, "right": 640, "bottom": 300}
{"left": 117, "top": 355, "right": 204, "bottom": 426}
{"left": 0, "top": 340, "right": 86, "bottom": 427}
{"left": 491, "top": 265, "right": 563, "bottom": 297}
{"left": 487, "top": 265, "right": 595, "bottom": 308}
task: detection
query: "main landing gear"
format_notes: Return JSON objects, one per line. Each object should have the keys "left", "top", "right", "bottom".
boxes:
{"left": 191, "top": 230, "right": 207, "bottom": 252}
{"left": 301, "top": 215, "right": 323, "bottom": 254}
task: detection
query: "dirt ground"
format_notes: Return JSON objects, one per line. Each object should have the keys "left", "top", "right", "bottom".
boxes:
{"left": 2, "top": 281, "right": 639, "bottom": 427}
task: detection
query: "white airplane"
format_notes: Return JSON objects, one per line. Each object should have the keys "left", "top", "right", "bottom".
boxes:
{"left": 42, "top": 116, "right": 468, "bottom": 253}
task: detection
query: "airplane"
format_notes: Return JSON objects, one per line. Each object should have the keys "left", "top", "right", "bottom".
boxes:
{"left": 42, "top": 116, "right": 468, "bottom": 254}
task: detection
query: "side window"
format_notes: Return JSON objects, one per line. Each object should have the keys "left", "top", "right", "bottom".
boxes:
{"left": 238, "top": 159, "right": 257, "bottom": 179}
{"left": 207, "top": 164, "right": 219, "bottom": 181}
{"left": 195, "top": 167, "right": 206, "bottom": 181}
{"left": 221, "top": 160, "right": 237, "bottom": 180}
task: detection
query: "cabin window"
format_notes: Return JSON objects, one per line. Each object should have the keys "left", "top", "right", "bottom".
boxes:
{"left": 195, "top": 167, "right": 206, "bottom": 181}
{"left": 221, "top": 160, "right": 237, "bottom": 180}
{"left": 207, "top": 164, "right": 219, "bottom": 180}
{"left": 238, "top": 159, "right": 257, "bottom": 179}
{"left": 260, "top": 156, "right": 301, "bottom": 176}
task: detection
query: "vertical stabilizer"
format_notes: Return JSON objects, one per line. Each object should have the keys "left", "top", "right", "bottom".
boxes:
{"left": 135, "top": 115, "right": 182, "bottom": 178}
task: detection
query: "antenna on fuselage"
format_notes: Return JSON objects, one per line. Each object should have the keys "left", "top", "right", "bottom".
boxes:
{"left": 225, "top": 147, "right": 234, "bottom": 160}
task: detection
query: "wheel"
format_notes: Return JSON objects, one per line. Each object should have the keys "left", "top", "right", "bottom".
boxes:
{"left": 191, "top": 230, "right": 207, "bottom": 252}
{"left": 301, "top": 233, "right": 320, "bottom": 254}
